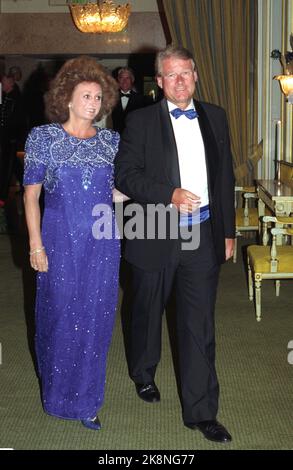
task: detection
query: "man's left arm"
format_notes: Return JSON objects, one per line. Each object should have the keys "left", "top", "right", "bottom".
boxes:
{"left": 225, "top": 238, "right": 235, "bottom": 261}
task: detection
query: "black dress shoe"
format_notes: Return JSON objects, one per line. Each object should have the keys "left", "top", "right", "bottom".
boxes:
{"left": 185, "top": 419, "right": 232, "bottom": 443}
{"left": 135, "top": 382, "right": 160, "bottom": 403}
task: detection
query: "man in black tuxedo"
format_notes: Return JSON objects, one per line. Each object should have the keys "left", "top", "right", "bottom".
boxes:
{"left": 115, "top": 46, "right": 235, "bottom": 443}
{"left": 111, "top": 67, "right": 148, "bottom": 134}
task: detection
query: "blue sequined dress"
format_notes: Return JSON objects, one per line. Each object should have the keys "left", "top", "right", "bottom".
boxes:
{"left": 24, "top": 123, "right": 120, "bottom": 420}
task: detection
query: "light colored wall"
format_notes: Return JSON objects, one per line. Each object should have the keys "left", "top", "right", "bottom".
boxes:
{"left": 0, "top": 12, "right": 165, "bottom": 55}
{"left": 258, "top": 0, "right": 293, "bottom": 179}
{"left": 0, "top": 0, "right": 165, "bottom": 55}
{"left": 285, "top": 0, "right": 293, "bottom": 163}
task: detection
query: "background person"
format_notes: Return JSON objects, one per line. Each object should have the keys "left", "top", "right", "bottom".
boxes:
{"left": 0, "top": 74, "right": 24, "bottom": 208}
{"left": 8, "top": 65, "right": 22, "bottom": 99}
{"left": 111, "top": 67, "right": 150, "bottom": 134}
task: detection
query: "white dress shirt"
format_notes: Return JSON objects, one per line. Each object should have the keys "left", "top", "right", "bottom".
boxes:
{"left": 121, "top": 90, "right": 131, "bottom": 110}
{"left": 168, "top": 100, "right": 209, "bottom": 208}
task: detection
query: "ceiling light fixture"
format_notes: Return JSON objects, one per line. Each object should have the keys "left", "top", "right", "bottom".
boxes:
{"left": 68, "top": 0, "right": 131, "bottom": 34}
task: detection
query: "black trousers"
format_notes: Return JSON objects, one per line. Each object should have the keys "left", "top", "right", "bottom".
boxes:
{"left": 129, "top": 219, "right": 221, "bottom": 424}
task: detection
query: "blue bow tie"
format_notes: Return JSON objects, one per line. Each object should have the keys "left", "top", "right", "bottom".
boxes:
{"left": 170, "top": 108, "right": 199, "bottom": 120}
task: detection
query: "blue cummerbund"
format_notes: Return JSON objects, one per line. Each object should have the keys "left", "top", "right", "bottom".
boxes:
{"left": 179, "top": 204, "right": 210, "bottom": 227}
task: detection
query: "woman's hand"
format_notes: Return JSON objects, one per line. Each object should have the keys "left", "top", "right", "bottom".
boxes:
{"left": 30, "top": 247, "right": 48, "bottom": 272}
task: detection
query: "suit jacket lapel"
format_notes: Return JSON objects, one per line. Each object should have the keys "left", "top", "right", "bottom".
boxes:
{"left": 195, "top": 100, "right": 219, "bottom": 197}
{"left": 125, "top": 91, "right": 137, "bottom": 112}
{"left": 159, "top": 99, "right": 181, "bottom": 188}
{"left": 124, "top": 91, "right": 132, "bottom": 111}
{"left": 116, "top": 97, "right": 124, "bottom": 114}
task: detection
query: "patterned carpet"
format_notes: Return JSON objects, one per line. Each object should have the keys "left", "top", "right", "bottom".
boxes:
{"left": 0, "top": 226, "right": 292, "bottom": 450}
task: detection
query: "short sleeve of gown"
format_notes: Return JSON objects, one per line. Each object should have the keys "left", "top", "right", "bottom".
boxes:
{"left": 23, "top": 126, "right": 49, "bottom": 185}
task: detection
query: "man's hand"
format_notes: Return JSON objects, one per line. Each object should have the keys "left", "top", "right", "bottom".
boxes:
{"left": 171, "top": 188, "right": 201, "bottom": 214}
{"left": 225, "top": 238, "right": 235, "bottom": 261}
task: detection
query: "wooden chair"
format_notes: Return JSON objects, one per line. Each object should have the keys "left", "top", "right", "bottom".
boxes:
{"left": 247, "top": 216, "right": 293, "bottom": 321}
{"left": 280, "top": 161, "right": 293, "bottom": 187}
{"left": 234, "top": 186, "right": 259, "bottom": 263}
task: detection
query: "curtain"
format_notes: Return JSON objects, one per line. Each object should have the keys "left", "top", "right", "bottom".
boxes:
{"left": 162, "top": 0, "right": 261, "bottom": 184}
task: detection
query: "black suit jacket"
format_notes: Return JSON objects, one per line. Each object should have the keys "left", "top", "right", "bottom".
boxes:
{"left": 115, "top": 98, "right": 235, "bottom": 270}
{"left": 112, "top": 90, "right": 147, "bottom": 134}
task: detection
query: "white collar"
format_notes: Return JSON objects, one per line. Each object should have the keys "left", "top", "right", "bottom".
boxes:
{"left": 167, "top": 100, "right": 194, "bottom": 112}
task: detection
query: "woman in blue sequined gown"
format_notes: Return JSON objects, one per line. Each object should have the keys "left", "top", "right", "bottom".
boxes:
{"left": 23, "top": 57, "right": 121, "bottom": 430}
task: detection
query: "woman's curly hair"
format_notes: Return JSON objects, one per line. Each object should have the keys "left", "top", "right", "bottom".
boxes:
{"left": 45, "top": 56, "right": 119, "bottom": 123}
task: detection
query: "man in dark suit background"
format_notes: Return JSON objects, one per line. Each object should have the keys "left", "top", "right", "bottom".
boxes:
{"left": 0, "top": 75, "right": 25, "bottom": 207}
{"left": 111, "top": 67, "right": 148, "bottom": 134}
{"left": 115, "top": 46, "right": 235, "bottom": 443}
{"left": 8, "top": 66, "right": 22, "bottom": 100}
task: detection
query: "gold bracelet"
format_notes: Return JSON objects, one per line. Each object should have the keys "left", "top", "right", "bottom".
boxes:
{"left": 29, "top": 246, "right": 45, "bottom": 256}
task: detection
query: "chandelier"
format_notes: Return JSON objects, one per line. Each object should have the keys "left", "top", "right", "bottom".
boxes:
{"left": 68, "top": 0, "right": 131, "bottom": 34}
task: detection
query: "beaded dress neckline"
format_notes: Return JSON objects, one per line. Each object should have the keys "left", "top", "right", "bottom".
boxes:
{"left": 59, "top": 123, "right": 98, "bottom": 141}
